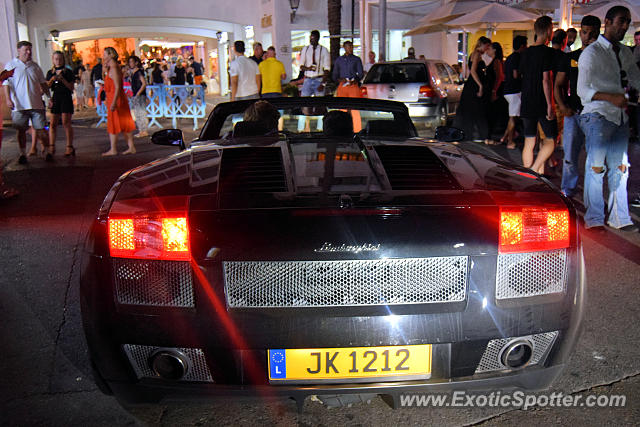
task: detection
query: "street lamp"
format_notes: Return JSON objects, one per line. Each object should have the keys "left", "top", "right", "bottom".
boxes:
{"left": 44, "top": 29, "right": 62, "bottom": 47}
{"left": 290, "top": 0, "right": 300, "bottom": 23}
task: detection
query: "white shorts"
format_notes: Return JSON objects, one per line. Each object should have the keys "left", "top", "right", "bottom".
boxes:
{"left": 504, "top": 93, "right": 521, "bottom": 117}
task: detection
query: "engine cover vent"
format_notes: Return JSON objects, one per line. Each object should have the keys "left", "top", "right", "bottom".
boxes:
{"left": 374, "top": 146, "right": 461, "bottom": 190}
{"left": 220, "top": 147, "right": 287, "bottom": 193}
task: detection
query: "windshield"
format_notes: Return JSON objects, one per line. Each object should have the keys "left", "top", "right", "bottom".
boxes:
{"left": 218, "top": 108, "right": 412, "bottom": 139}
{"left": 199, "top": 98, "right": 417, "bottom": 140}
{"left": 363, "top": 63, "right": 429, "bottom": 84}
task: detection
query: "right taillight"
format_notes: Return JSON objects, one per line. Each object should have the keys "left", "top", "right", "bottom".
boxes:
{"left": 499, "top": 207, "right": 569, "bottom": 254}
{"left": 419, "top": 85, "right": 437, "bottom": 98}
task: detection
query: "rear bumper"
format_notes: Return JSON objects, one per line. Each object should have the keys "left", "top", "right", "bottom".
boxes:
{"left": 107, "top": 364, "right": 566, "bottom": 406}
{"left": 405, "top": 102, "right": 446, "bottom": 128}
{"left": 81, "top": 221, "right": 585, "bottom": 406}
{"left": 406, "top": 102, "right": 439, "bottom": 117}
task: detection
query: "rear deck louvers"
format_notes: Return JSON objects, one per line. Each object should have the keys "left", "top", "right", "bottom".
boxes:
{"left": 220, "top": 147, "right": 287, "bottom": 193}
{"left": 374, "top": 146, "right": 461, "bottom": 190}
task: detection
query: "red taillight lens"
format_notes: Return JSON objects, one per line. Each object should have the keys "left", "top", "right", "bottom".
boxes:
{"left": 419, "top": 85, "right": 437, "bottom": 98}
{"left": 499, "top": 207, "right": 569, "bottom": 253}
{"left": 108, "top": 219, "right": 135, "bottom": 255}
{"left": 161, "top": 217, "right": 189, "bottom": 256}
{"left": 360, "top": 86, "right": 368, "bottom": 97}
{"left": 108, "top": 216, "right": 190, "bottom": 260}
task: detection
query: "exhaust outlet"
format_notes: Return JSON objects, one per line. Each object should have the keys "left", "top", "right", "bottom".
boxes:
{"left": 500, "top": 339, "right": 533, "bottom": 369}
{"left": 149, "top": 350, "right": 189, "bottom": 380}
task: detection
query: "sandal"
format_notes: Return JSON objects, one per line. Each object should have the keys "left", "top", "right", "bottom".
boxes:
{"left": 0, "top": 185, "right": 19, "bottom": 200}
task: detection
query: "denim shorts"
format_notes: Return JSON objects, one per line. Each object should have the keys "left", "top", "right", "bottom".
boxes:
{"left": 12, "top": 109, "right": 47, "bottom": 130}
{"left": 301, "top": 77, "right": 324, "bottom": 97}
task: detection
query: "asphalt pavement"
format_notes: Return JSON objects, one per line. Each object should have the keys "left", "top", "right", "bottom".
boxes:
{"left": 1, "top": 110, "right": 639, "bottom": 426}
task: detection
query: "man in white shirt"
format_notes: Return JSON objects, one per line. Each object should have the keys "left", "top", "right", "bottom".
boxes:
{"left": 577, "top": 6, "right": 640, "bottom": 232}
{"left": 363, "top": 51, "right": 376, "bottom": 73}
{"left": 229, "top": 40, "right": 260, "bottom": 101}
{"left": 2, "top": 41, "right": 50, "bottom": 164}
{"left": 299, "top": 30, "right": 330, "bottom": 97}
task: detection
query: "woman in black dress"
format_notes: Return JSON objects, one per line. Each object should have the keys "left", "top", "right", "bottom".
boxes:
{"left": 174, "top": 62, "right": 186, "bottom": 85}
{"left": 485, "top": 42, "right": 505, "bottom": 144}
{"left": 45, "top": 51, "right": 75, "bottom": 158}
{"left": 151, "top": 62, "right": 164, "bottom": 85}
{"left": 454, "top": 36, "right": 491, "bottom": 143}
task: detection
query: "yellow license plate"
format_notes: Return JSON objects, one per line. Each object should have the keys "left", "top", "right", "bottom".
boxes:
{"left": 268, "top": 345, "right": 431, "bottom": 381}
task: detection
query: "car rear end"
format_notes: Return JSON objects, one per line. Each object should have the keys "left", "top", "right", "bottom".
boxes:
{"left": 80, "top": 140, "right": 584, "bottom": 407}
{"left": 362, "top": 61, "right": 446, "bottom": 130}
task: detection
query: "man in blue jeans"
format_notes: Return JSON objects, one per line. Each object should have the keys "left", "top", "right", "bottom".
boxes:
{"left": 554, "top": 15, "right": 601, "bottom": 198}
{"left": 577, "top": 5, "right": 640, "bottom": 232}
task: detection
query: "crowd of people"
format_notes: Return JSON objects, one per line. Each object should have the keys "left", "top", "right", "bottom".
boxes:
{"left": 2, "top": 9, "right": 640, "bottom": 231}
{"left": 453, "top": 6, "right": 640, "bottom": 232}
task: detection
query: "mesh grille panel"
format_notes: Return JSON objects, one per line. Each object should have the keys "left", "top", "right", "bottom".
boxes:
{"left": 475, "top": 331, "right": 559, "bottom": 373}
{"left": 123, "top": 344, "right": 213, "bottom": 382}
{"left": 113, "top": 259, "right": 194, "bottom": 307}
{"left": 224, "top": 257, "right": 468, "bottom": 308}
{"left": 496, "top": 249, "right": 567, "bottom": 299}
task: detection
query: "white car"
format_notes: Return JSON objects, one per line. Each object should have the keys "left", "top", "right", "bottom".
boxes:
{"left": 361, "top": 60, "right": 463, "bottom": 129}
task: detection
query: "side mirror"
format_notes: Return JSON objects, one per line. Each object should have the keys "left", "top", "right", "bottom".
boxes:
{"left": 434, "top": 126, "right": 465, "bottom": 142}
{"left": 151, "top": 129, "right": 185, "bottom": 151}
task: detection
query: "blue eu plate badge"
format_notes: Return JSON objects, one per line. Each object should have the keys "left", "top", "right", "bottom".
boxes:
{"left": 269, "top": 349, "right": 286, "bottom": 379}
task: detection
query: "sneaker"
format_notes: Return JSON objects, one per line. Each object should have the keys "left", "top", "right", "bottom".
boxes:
{"left": 631, "top": 197, "right": 640, "bottom": 208}
{"left": 618, "top": 224, "right": 639, "bottom": 233}
{"left": 18, "top": 155, "right": 27, "bottom": 165}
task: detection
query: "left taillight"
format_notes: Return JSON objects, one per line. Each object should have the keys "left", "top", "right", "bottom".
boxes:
{"left": 107, "top": 196, "right": 190, "bottom": 260}
{"left": 499, "top": 207, "right": 569, "bottom": 254}
{"left": 108, "top": 216, "right": 190, "bottom": 260}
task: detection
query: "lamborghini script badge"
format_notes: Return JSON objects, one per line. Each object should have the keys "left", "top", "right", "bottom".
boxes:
{"left": 314, "top": 242, "right": 381, "bottom": 254}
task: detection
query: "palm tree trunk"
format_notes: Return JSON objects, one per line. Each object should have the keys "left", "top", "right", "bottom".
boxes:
{"left": 328, "top": 0, "right": 342, "bottom": 66}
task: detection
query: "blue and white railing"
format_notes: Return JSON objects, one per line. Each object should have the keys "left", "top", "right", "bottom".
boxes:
{"left": 94, "top": 84, "right": 207, "bottom": 130}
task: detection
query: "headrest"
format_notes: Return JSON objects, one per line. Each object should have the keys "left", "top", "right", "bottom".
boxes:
{"left": 232, "top": 121, "right": 270, "bottom": 138}
{"left": 364, "top": 120, "right": 410, "bottom": 137}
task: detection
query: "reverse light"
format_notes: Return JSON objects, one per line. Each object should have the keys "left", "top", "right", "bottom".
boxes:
{"left": 499, "top": 207, "right": 569, "bottom": 253}
{"left": 419, "top": 85, "right": 437, "bottom": 98}
{"left": 108, "top": 216, "right": 190, "bottom": 260}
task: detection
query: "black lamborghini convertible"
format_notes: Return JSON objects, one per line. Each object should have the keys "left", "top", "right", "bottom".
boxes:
{"left": 80, "top": 97, "right": 584, "bottom": 408}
